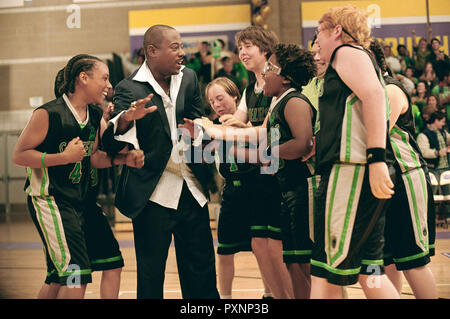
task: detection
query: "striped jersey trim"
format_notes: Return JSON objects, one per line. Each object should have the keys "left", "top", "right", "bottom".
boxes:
{"left": 339, "top": 94, "right": 366, "bottom": 164}
{"left": 390, "top": 126, "right": 422, "bottom": 173}
{"left": 250, "top": 225, "right": 282, "bottom": 233}
{"left": 401, "top": 168, "right": 429, "bottom": 252}
{"left": 26, "top": 166, "right": 50, "bottom": 197}
{"left": 283, "top": 250, "right": 312, "bottom": 256}
{"left": 90, "top": 255, "right": 123, "bottom": 265}
{"left": 393, "top": 250, "right": 430, "bottom": 264}
{"left": 311, "top": 259, "right": 361, "bottom": 276}
{"left": 308, "top": 175, "right": 321, "bottom": 242}
{"left": 325, "top": 164, "right": 365, "bottom": 268}
{"left": 31, "top": 196, "right": 70, "bottom": 274}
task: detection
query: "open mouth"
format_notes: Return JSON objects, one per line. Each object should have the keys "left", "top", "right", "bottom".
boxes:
{"left": 241, "top": 57, "right": 250, "bottom": 64}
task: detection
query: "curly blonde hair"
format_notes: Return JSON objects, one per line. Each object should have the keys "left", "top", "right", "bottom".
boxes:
{"left": 318, "top": 5, "right": 371, "bottom": 49}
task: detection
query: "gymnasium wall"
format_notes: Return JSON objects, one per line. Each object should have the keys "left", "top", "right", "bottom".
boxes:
{"left": 0, "top": 0, "right": 249, "bottom": 111}
{"left": 301, "top": 0, "right": 450, "bottom": 53}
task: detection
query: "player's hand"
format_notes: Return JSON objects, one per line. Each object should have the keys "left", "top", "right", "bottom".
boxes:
{"left": 219, "top": 114, "right": 249, "bottom": 128}
{"left": 102, "top": 102, "right": 114, "bottom": 121}
{"left": 368, "top": 162, "right": 394, "bottom": 199}
{"left": 123, "top": 94, "right": 157, "bottom": 122}
{"left": 178, "top": 118, "right": 203, "bottom": 139}
{"left": 63, "top": 137, "right": 85, "bottom": 163}
{"left": 201, "top": 116, "right": 215, "bottom": 130}
{"left": 125, "top": 150, "right": 145, "bottom": 168}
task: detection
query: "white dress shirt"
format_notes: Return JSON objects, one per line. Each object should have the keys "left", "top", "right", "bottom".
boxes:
{"left": 109, "top": 62, "right": 207, "bottom": 210}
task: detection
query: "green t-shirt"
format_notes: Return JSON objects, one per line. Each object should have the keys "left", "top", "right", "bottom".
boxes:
{"left": 302, "top": 77, "right": 323, "bottom": 133}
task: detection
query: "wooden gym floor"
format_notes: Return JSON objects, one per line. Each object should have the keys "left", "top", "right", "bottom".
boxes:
{"left": 0, "top": 211, "right": 449, "bottom": 299}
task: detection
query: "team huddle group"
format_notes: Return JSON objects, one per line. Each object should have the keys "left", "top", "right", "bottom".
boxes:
{"left": 12, "top": 4, "right": 439, "bottom": 299}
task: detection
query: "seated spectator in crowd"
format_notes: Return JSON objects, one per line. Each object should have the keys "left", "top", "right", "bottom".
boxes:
{"left": 423, "top": 96, "right": 444, "bottom": 128}
{"left": 427, "top": 94, "right": 440, "bottom": 111}
{"left": 215, "top": 56, "right": 242, "bottom": 92}
{"left": 419, "top": 62, "right": 439, "bottom": 91}
{"left": 412, "top": 80, "right": 429, "bottom": 110}
{"left": 405, "top": 66, "right": 419, "bottom": 85}
{"left": 213, "top": 39, "right": 238, "bottom": 74}
{"left": 417, "top": 112, "right": 450, "bottom": 194}
{"left": 384, "top": 44, "right": 402, "bottom": 74}
{"left": 429, "top": 37, "right": 450, "bottom": 81}
{"left": 412, "top": 28, "right": 432, "bottom": 77}
{"left": 397, "top": 44, "right": 415, "bottom": 73}
{"left": 185, "top": 51, "right": 202, "bottom": 74}
{"left": 432, "top": 71, "right": 450, "bottom": 118}
{"left": 422, "top": 104, "right": 438, "bottom": 123}
{"left": 197, "top": 41, "right": 213, "bottom": 84}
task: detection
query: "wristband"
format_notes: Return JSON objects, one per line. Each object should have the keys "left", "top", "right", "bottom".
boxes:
{"left": 41, "top": 152, "right": 47, "bottom": 168}
{"left": 366, "top": 148, "right": 386, "bottom": 164}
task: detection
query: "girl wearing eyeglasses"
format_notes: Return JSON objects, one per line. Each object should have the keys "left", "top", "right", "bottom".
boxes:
{"left": 262, "top": 43, "right": 317, "bottom": 298}
{"left": 190, "top": 43, "right": 317, "bottom": 298}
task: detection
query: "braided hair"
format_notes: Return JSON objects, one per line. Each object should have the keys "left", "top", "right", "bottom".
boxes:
{"left": 54, "top": 67, "right": 65, "bottom": 98}
{"left": 369, "top": 39, "right": 393, "bottom": 77}
{"left": 274, "top": 43, "right": 316, "bottom": 91}
{"left": 57, "top": 54, "right": 103, "bottom": 97}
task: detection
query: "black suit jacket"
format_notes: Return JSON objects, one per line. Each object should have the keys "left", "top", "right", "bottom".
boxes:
{"left": 103, "top": 66, "right": 213, "bottom": 219}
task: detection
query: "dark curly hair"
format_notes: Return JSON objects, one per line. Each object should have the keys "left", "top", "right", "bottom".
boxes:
{"left": 273, "top": 43, "right": 316, "bottom": 91}
{"left": 57, "top": 54, "right": 103, "bottom": 97}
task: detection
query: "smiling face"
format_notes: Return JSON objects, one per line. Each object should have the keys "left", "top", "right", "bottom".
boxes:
{"left": 206, "top": 83, "right": 237, "bottom": 116}
{"left": 427, "top": 95, "right": 438, "bottom": 108}
{"left": 149, "top": 28, "right": 185, "bottom": 77}
{"left": 434, "top": 117, "right": 446, "bottom": 130}
{"left": 431, "top": 39, "right": 441, "bottom": 51}
{"left": 262, "top": 54, "right": 285, "bottom": 97}
{"left": 312, "top": 40, "right": 328, "bottom": 78}
{"left": 417, "top": 82, "right": 426, "bottom": 95}
{"left": 315, "top": 23, "right": 340, "bottom": 64}
{"left": 237, "top": 40, "right": 267, "bottom": 73}
{"left": 84, "top": 61, "right": 112, "bottom": 105}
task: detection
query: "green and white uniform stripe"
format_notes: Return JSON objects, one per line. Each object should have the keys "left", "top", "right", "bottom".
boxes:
{"left": 325, "top": 163, "right": 365, "bottom": 268}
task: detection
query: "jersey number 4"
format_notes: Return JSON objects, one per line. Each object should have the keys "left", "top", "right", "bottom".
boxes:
{"left": 69, "top": 162, "right": 82, "bottom": 184}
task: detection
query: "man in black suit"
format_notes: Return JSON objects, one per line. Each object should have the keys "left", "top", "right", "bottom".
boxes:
{"left": 103, "top": 25, "right": 219, "bottom": 299}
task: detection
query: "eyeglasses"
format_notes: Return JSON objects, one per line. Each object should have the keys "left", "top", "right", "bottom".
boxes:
{"left": 263, "top": 61, "right": 281, "bottom": 75}
{"left": 315, "top": 25, "right": 358, "bottom": 43}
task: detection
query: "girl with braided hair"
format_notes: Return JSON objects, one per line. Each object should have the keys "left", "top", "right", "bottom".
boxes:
{"left": 370, "top": 39, "right": 438, "bottom": 299}
{"left": 13, "top": 54, "right": 145, "bottom": 298}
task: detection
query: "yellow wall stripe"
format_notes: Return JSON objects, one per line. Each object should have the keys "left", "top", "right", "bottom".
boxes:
{"left": 129, "top": 4, "right": 251, "bottom": 29}
{"left": 301, "top": 0, "right": 450, "bottom": 20}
